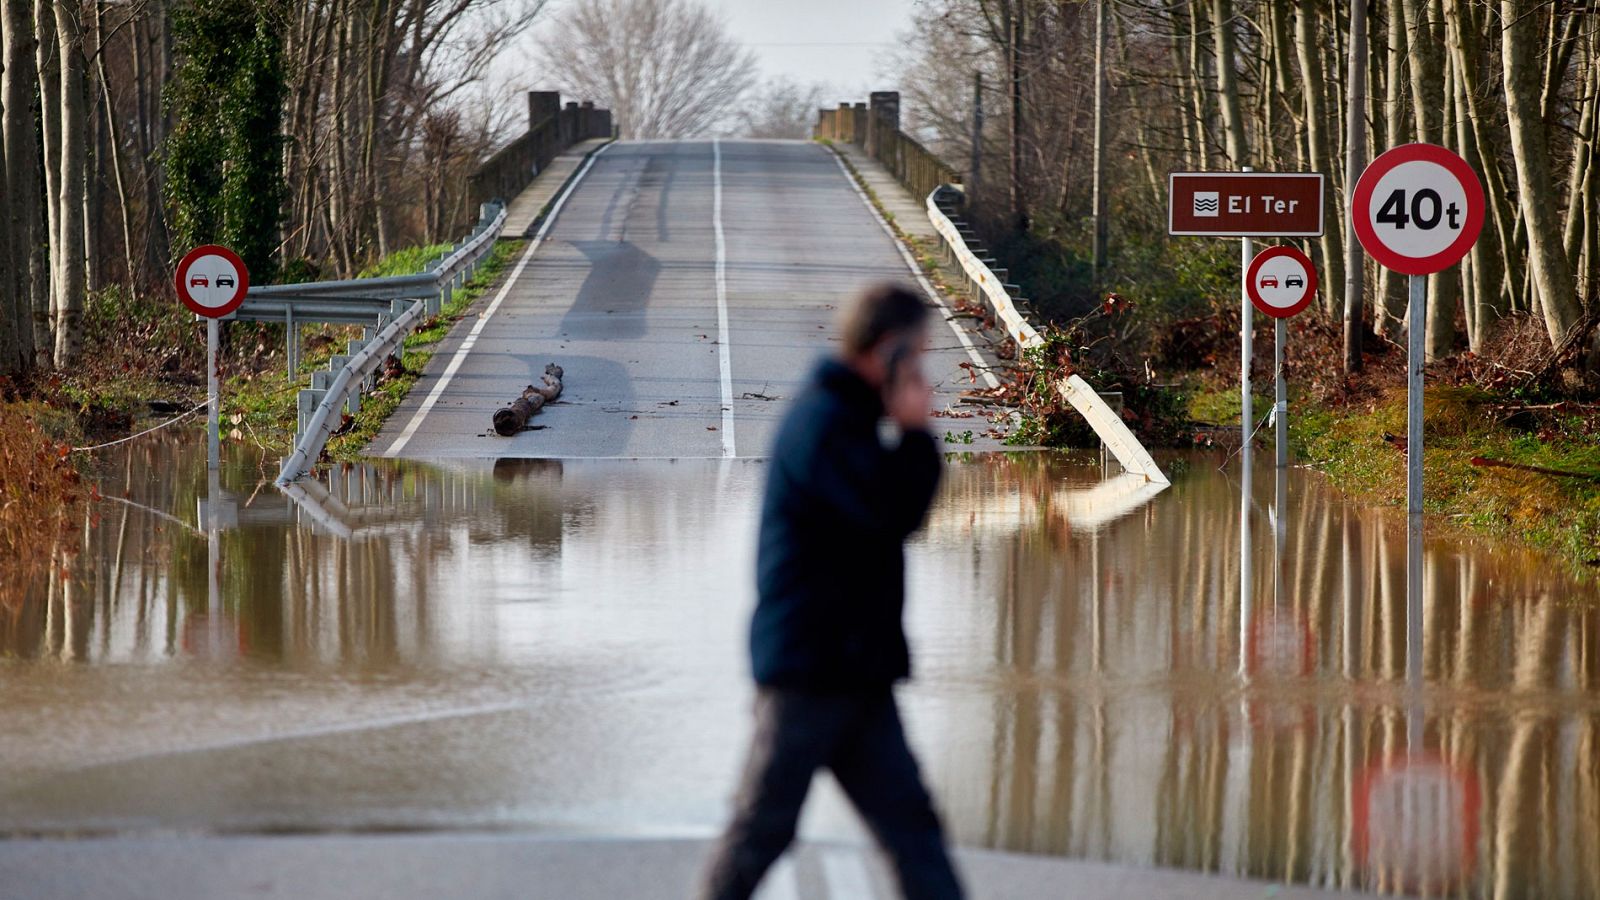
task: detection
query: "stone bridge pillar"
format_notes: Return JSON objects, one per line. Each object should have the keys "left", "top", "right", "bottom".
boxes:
{"left": 528, "top": 91, "right": 561, "bottom": 130}
{"left": 867, "top": 91, "right": 900, "bottom": 158}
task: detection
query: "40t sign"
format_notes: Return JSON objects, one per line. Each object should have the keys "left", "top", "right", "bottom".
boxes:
{"left": 1353, "top": 143, "right": 1484, "bottom": 275}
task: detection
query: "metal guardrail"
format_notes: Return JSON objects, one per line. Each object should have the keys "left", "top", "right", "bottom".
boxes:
{"left": 924, "top": 186, "right": 1043, "bottom": 351}
{"left": 922, "top": 184, "right": 1168, "bottom": 485}
{"left": 235, "top": 203, "right": 507, "bottom": 375}
{"left": 272, "top": 202, "right": 509, "bottom": 485}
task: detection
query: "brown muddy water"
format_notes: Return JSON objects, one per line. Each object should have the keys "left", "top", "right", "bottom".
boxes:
{"left": 2, "top": 437, "right": 1598, "bottom": 899}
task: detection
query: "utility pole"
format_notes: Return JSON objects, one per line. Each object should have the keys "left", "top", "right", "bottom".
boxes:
{"left": 1091, "top": 0, "right": 1109, "bottom": 283}
{"left": 970, "top": 71, "right": 984, "bottom": 198}
{"left": 1008, "top": 3, "right": 1026, "bottom": 231}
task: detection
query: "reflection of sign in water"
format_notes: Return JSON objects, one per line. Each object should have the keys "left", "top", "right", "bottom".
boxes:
{"left": 1354, "top": 754, "right": 1480, "bottom": 892}
{"left": 1246, "top": 610, "right": 1314, "bottom": 677}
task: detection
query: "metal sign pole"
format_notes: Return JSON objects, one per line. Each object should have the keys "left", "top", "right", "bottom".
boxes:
{"left": 1275, "top": 317, "right": 1287, "bottom": 468}
{"left": 1406, "top": 272, "right": 1425, "bottom": 754}
{"left": 1407, "top": 274, "right": 1424, "bottom": 516}
{"left": 207, "top": 317, "right": 220, "bottom": 470}
{"left": 1240, "top": 169, "right": 1253, "bottom": 455}
{"left": 1239, "top": 166, "right": 1254, "bottom": 677}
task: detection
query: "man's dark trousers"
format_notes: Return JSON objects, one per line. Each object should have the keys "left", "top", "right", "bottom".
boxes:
{"left": 699, "top": 687, "right": 964, "bottom": 900}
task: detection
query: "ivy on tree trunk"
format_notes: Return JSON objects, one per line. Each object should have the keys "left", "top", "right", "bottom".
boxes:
{"left": 165, "top": 0, "right": 287, "bottom": 284}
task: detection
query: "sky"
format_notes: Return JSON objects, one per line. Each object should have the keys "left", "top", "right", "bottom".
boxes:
{"left": 699, "top": 0, "right": 921, "bottom": 96}
{"left": 496, "top": 0, "right": 921, "bottom": 105}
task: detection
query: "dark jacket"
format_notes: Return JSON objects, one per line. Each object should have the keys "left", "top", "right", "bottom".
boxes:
{"left": 750, "top": 358, "right": 943, "bottom": 691}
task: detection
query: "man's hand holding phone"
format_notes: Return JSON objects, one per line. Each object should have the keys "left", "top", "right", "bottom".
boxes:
{"left": 883, "top": 337, "right": 932, "bottom": 432}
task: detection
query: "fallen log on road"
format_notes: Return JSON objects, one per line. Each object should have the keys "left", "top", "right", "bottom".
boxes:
{"left": 493, "top": 364, "right": 564, "bottom": 436}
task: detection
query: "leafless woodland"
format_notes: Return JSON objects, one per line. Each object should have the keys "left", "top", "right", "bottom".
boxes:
{"left": 893, "top": 0, "right": 1600, "bottom": 371}
{"left": 0, "top": 0, "right": 544, "bottom": 373}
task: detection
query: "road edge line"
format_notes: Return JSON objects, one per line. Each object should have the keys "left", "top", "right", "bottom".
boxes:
{"left": 712, "top": 138, "right": 737, "bottom": 458}
{"left": 382, "top": 142, "right": 618, "bottom": 458}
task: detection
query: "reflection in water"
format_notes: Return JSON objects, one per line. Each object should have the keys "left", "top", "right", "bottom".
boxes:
{"left": 1, "top": 438, "right": 1597, "bottom": 899}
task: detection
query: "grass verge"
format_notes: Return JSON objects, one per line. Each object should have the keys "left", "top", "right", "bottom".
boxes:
{"left": 1291, "top": 387, "right": 1600, "bottom": 574}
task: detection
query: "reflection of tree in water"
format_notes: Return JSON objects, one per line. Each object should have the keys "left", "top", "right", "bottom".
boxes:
{"left": 0, "top": 440, "right": 584, "bottom": 669}
{"left": 938, "top": 452, "right": 1600, "bottom": 899}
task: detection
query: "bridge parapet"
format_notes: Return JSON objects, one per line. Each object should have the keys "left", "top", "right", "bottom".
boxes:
{"left": 815, "top": 91, "right": 959, "bottom": 204}
{"left": 469, "top": 92, "right": 613, "bottom": 210}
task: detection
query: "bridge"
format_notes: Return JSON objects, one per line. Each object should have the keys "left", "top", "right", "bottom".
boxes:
{"left": 250, "top": 89, "right": 1163, "bottom": 479}
{"left": 371, "top": 95, "right": 1013, "bottom": 461}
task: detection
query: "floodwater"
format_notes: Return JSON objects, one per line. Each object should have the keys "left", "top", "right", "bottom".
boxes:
{"left": 2, "top": 437, "right": 1598, "bottom": 900}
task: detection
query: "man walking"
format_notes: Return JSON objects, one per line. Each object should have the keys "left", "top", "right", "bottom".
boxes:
{"left": 698, "top": 283, "right": 964, "bottom": 900}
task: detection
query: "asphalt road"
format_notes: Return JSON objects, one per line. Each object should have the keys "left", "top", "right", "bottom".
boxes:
{"left": 371, "top": 139, "right": 1005, "bottom": 460}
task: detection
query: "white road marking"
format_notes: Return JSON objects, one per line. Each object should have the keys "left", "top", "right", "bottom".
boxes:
{"left": 754, "top": 855, "right": 800, "bottom": 900}
{"left": 820, "top": 847, "right": 877, "bottom": 899}
{"left": 383, "top": 142, "right": 617, "bottom": 458}
{"left": 712, "top": 138, "right": 738, "bottom": 457}
{"left": 825, "top": 148, "right": 1001, "bottom": 391}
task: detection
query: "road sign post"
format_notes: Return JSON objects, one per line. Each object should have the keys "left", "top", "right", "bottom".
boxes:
{"left": 1352, "top": 143, "right": 1484, "bottom": 517}
{"left": 1170, "top": 168, "right": 1324, "bottom": 660}
{"left": 1169, "top": 169, "right": 1324, "bottom": 454}
{"left": 1245, "top": 244, "right": 1317, "bottom": 469}
{"left": 175, "top": 245, "right": 250, "bottom": 470}
{"left": 1353, "top": 144, "right": 1483, "bottom": 744}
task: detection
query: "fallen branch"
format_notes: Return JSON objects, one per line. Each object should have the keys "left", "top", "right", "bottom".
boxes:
{"left": 1470, "top": 456, "right": 1600, "bottom": 482}
{"left": 493, "top": 364, "right": 564, "bottom": 436}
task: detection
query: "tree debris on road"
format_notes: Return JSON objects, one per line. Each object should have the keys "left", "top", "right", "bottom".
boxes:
{"left": 493, "top": 364, "right": 564, "bottom": 436}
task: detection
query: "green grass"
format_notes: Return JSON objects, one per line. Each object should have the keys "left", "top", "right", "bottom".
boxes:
{"left": 1292, "top": 388, "right": 1600, "bottom": 576}
{"left": 357, "top": 243, "right": 452, "bottom": 278}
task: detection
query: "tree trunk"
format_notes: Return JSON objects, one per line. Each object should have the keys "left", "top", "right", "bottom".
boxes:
{"left": 1445, "top": 0, "right": 1514, "bottom": 335}
{"left": 1426, "top": 0, "right": 1458, "bottom": 360}
{"left": 35, "top": 0, "right": 61, "bottom": 368}
{"left": 1211, "top": 0, "right": 1250, "bottom": 167}
{"left": 53, "top": 0, "right": 88, "bottom": 367}
{"left": 93, "top": 0, "right": 137, "bottom": 294}
{"left": 1374, "top": 0, "right": 1408, "bottom": 340}
{"left": 1342, "top": 0, "right": 1368, "bottom": 371}
{"left": 0, "top": 92, "right": 11, "bottom": 375}
{"left": 2, "top": 0, "right": 39, "bottom": 373}
{"left": 1295, "top": 0, "right": 1344, "bottom": 319}
{"left": 1502, "top": 0, "right": 1582, "bottom": 346}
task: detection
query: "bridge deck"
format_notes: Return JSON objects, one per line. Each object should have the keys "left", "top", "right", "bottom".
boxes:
{"left": 370, "top": 139, "right": 1008, "bottom": 460}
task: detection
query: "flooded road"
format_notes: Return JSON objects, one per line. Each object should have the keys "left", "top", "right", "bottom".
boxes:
{"left": 3, "top": 438, "right": 1598, "bottom": 899}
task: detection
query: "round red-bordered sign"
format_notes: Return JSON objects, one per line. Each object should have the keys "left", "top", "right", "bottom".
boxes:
{"left": 1246, "top": 245, "right": 1317, "bottom": 319}
{"left": 1352, "top": 143, "right": 1484, "bottom": 276}
{"left": 175, "top": 245, "right": 249, "bottom": 318}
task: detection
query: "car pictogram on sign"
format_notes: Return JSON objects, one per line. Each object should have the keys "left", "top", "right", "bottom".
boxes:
{"left": 1286, "top": 275, "right": 1303, "bottom": 288}
{"left": 191, "top": 275, "right": 209, "bottom": 288}
{"left": 217, "top": 274, "right": 235, "bottom": 288}
{"left": 1260, "top": 276, "right": 1279, "bottom": 288}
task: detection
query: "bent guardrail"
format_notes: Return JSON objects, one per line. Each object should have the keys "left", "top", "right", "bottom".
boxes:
{"left": 923, "top": 185, "right": 1168, "bottom": 486}
{"left": 272, "top": 202, "right": 509, "bottom": 485}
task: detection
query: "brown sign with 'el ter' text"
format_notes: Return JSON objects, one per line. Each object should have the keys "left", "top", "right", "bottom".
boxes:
{"left": 1168, "top": 172, "right": 1325, "bottom": 237}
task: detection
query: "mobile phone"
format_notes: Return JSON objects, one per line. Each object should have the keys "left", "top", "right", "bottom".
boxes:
{"left": 884, "top": 336, "right": 915, "bottom": 388}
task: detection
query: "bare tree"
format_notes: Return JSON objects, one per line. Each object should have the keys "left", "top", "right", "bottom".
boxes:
{"left": 539, "top": 0, "right": 757, "bottom": 139}
{"left": 735, "top": 77, "right": 828, "bottom": 140}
